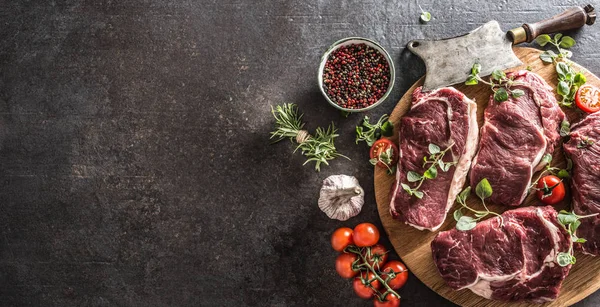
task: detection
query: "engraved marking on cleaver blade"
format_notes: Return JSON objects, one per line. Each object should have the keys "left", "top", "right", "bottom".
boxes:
{"left": 407, "top": 21, "right": 523, "bottom": 91}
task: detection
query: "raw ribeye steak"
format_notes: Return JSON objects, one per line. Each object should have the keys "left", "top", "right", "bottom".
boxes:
{"left": 563, "top": 111, "right": 600, "bottom": 255}
{"left": 470, "top": 70, "right": 566, "bottom": 206}
{"left": 389, "top": 87, "right": 478, "bottom": 231}
{"left": 432, "top": 206, "right": 571, "bottom": 302}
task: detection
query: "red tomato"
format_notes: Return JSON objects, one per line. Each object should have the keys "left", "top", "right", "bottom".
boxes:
{"left": 536, "top": 175, "right": 566, "bottom": 205}
{"left": 373, "top": 292, "right": 401, "bottom": 307}
{"left": 370, "top": 139, "right": 399, "bottom": 169}
{"left": 331, "top": 227, "right": 354, "bottom": 252}
{"left": 382, "top": 261, "right": 408, "bottom": 290}
{"left": 575, "top": 84, "right": 600, "bottom": 114}
{"left": 353, "top": 223, "right": 380, "bottom": 247}
{"left": 365, "top": 244, "right": 388, "bottom": 269}
{"left": 335, "top": 253, "right": 358, "bottom": 279}
{"left": 353, "top": 271, "right": 381, "bottom": 299}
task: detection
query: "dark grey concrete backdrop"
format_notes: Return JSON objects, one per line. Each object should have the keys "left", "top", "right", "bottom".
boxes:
{"left": 1, "top": 1, "right": 599, "bottom": 306}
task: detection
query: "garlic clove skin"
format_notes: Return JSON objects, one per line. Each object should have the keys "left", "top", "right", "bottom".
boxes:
{"left": 318, "top": 175, "right": 364, "bottom": 221}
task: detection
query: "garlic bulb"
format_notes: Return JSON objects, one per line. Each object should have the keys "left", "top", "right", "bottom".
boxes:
{"left": 318, "top": 175, "right": 364, "bottom": 221}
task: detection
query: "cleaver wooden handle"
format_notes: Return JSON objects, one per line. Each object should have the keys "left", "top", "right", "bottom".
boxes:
{"left": 508, "top": 4, "right": 596, "bottom": 44}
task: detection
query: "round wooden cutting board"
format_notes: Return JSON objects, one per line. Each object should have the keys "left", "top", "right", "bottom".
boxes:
{"left": 375, "top": 47, "right": 600, "bottom": 307}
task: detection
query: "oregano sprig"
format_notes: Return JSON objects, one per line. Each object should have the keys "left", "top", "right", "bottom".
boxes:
{"left": 369, "top": 145, "right": 397, "bottom": 175}
{"left": 529, "top": 153, "right": 572, "bottom": 191}
{"left": 401, "top": 143, "right": 456, "bottom": 199}
{"left": 465, "top": 64, "right": 524, "bottom": 102}
{"left": 534, "top": 33, "right": 587, "bottom": 107}
{"left": 556, "top": 210, "right": 599, "bottom": 267}
{"left": 355, "top": 114, "right": 394, "bottom": 146}
{"left": 453, "top": 178, "right": 503, "bottom": 231}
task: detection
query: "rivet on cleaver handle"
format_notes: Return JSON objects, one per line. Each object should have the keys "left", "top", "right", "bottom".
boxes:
{"left": 509, "top": 4, "right": 596, "bottom": 44}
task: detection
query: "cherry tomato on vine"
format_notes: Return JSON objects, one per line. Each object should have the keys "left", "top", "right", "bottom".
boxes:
{"left": 373, "top": 292, "right": 401, "bottom": 307}
{"left": 331, "top": 227, "right": 354, "bottom": 252}
{"left": 370, "top": 139, "right": 399, "bottom": 169}
{"left": 365, "top": 244, "right": 388, "bottom": 269}
{"left": 536, "top": 175, "right": 566, "bottom": 205}
{"left": 575, "top": 84, "right": 600, "bottom": 114}
{"left": 335, "top": 253, "right": 358, "bottom": 279}
{"left": 353, "top": 223, "right": 380, "bottom": 247}
{"left": 353, "top": 271, "right": 381, "bottom": 299}
{"left": 382, "top": 261, "right": 408, "bottom": 290}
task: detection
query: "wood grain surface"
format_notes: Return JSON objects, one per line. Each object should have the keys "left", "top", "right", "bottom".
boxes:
{"left": 374, "top": 47, "right": 600, "bottom": 307}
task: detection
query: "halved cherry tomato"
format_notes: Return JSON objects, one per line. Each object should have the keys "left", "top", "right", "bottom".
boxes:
{"left": 575, "top": 84, "right": 600, "bottom": 114}
{"left": 536, "top": 175, "right": 566, "bottom": 205}
{"left": 335, "top": 253, "right": 358, "bottom": 279}
{"left": 373, "top": 292, "right": 401, "bottom": 307}
{"left": 353, "top": 271, "right": 381, "bottom": 299}
{"left": 353, "top": 223, "right": 380, "bottom": 247}
{"left": 382, "top": 261, "right": 408, "bottom": 290}
{"left": 370, "top": 139, "right": 399, "bottom": 169}
{"left": 331, "top": 227, "right": 354, "bottom": 252}
{"left": 364, "top": 244, "right": 388, "bottom": 269}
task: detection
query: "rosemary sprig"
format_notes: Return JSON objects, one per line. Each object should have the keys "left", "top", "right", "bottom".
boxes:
{"left": 355, "top": 114, "right": 394, "bottom": 146}
{"left": 401, "top": 143, "right": 456, "bottom": 199}
{"left": 453, "top": 178, "right": 502, "bottom": 231}
{"left": 465, "top": 64, "right": 524, "bottom": 102}
{"left": 556, "top": 210, "right": 599, "bottom": 267}
{"left": 270, "top": 103, "right": 349, "bottom": 171}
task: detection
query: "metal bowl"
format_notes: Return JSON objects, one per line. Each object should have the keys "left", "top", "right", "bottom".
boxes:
{"left": 318, "top": 37, "right": 395, "bottom": 113}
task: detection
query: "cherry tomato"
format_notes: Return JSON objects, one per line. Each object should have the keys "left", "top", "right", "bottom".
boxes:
{"left": 335, "top": 253, "right": 358, "bottom": 279}
{"left": 536, "top": 175, "right": 566, "bottom": 205}
{"left": 373, "top": 292, "right": 401, "bottom": 307}
{"left": 370, "top": 139, "right": 399, "bottom": 169}
{"left": 382, "top": 261, "right": 408, "bottom": 290}
{"left": 575, "top": 84, "right": 600, "bottom": 114}
{"left": 353, "top": 223, "right": 380, "bottom": 247}
{"left": 331, "top": 227, "right": 354, "bottom": 252}
{"left": 353, "top": 271, "right": 381, "bottom": 299}
{"left": 365, "top": 244, "right": 388, "bottom": 269}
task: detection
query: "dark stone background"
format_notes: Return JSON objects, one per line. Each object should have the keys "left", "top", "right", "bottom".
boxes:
{"left": 1, "top": 1, "right": 599, "bottom": 306}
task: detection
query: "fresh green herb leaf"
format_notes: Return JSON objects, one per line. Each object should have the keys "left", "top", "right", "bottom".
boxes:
{"left": 540, "top": 50, "right": 557, "bottom": 63}
{"left": 560, "top": 120, "right": 571, "bottom": 137}
{"left": 575, "top": 238, "right": 587, "bottom": 243}
{"left": 557, "top": 252, "right": 574, "bottom": 267}
{"left": 420, "top": 11, "right": 432, "bottom": 23}
{"left": 413, "top": 190, "right": 424, "bottom": 199}
{"left": 577, "top": 137, "right": 594, "bottom": 149}
{"left": 535, "top": 34, "right": 552, "bottom": 47}
{"left": 465, "top": 75, "right": 478, "bottom": 85}
{"left": 557, "top": 80, "right": 571, "bottom": 96}
{"left": 491, "top": 70, "right": 506, "bottom": 81}
{"left": 424, "top": 166, "right": 438, "bottom": 179}
{"left": 369, "top": 158, "right": 378, "bottom": 166}
{"left": 557, "top": 169, "right": 569, "bottom": 179}
{"left": 401, "top": 183, "right": 412, "bottom": 194}
{"left": 453, "top": 209, "right": 463, "bottom": 222}
{"left": 511, "top": 89, "right": 525, "bottom": 98}
{"left": 494, "top": 88, "right": 509, "bottom": 102}
{"left": 541, "top": 153, "right": 553, "bottom": 165}
{"left": 574, "top": 73, "right": 587, "bottom": 87}
{"left": 407, "top": 171, "right": 422, "bottom": 182}
{"left": 554, "top": 33, "right": 563, "bottom": 43}
{"left": 456, "top": 216, "right": 477, "bottom": 231}
{"left": 559, "top": 36, "right": 576, "bottom": 48}
{"left": 472, "top": 63, "right": 482, "bottom": 75}
{"left": 428, "top": 143, "right": 440, "bottom": 154}
{"left": 475, "top": 178, "right": 493, "bottom": 200}
{"left": 556, "top": 62, "right": 570, "bottom": 79}
{"left": 381, "top": 121, "right": 394, "bottom": 137}
{"left": 459, "top": 186, "right": 471, "bottom": 203}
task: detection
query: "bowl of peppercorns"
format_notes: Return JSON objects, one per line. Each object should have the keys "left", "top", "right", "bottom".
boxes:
{"left": 318, "top": 37, "right": 395, "bottom": 112}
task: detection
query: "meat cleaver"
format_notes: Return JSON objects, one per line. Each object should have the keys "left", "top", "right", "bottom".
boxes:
{"left": 408, "top": 4, "right": 596, "bottom": 91}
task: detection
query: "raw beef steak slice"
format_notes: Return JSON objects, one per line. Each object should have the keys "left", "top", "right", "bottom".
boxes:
{"left": 432, "top": 206, "right": 571, "bottom": 303}
{"left": 389, "top": 87, "right": 478, "bottom": 231}
{"left": 563, "top": 111, "right": 600, "bottom": 255}
{"left": 470, "top": 70, "right": 566, "bottom": 206}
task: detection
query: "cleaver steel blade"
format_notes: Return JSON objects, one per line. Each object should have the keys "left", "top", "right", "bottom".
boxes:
{"left": 407, "top": 21, "right": 521, "bottom": 92}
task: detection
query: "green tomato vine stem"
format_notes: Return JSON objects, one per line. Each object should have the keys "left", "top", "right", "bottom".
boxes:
{"left": 346, "top": 245, "right": 402, "bottom": 301}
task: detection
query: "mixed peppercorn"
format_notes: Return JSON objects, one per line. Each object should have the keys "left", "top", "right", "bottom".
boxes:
{"left": 322, "top": 43, "right": 391, "bottom": 109}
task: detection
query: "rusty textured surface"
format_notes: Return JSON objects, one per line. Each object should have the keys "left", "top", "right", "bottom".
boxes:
{"left": 0, "top": 1, "right": 599, "bottom": 306}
